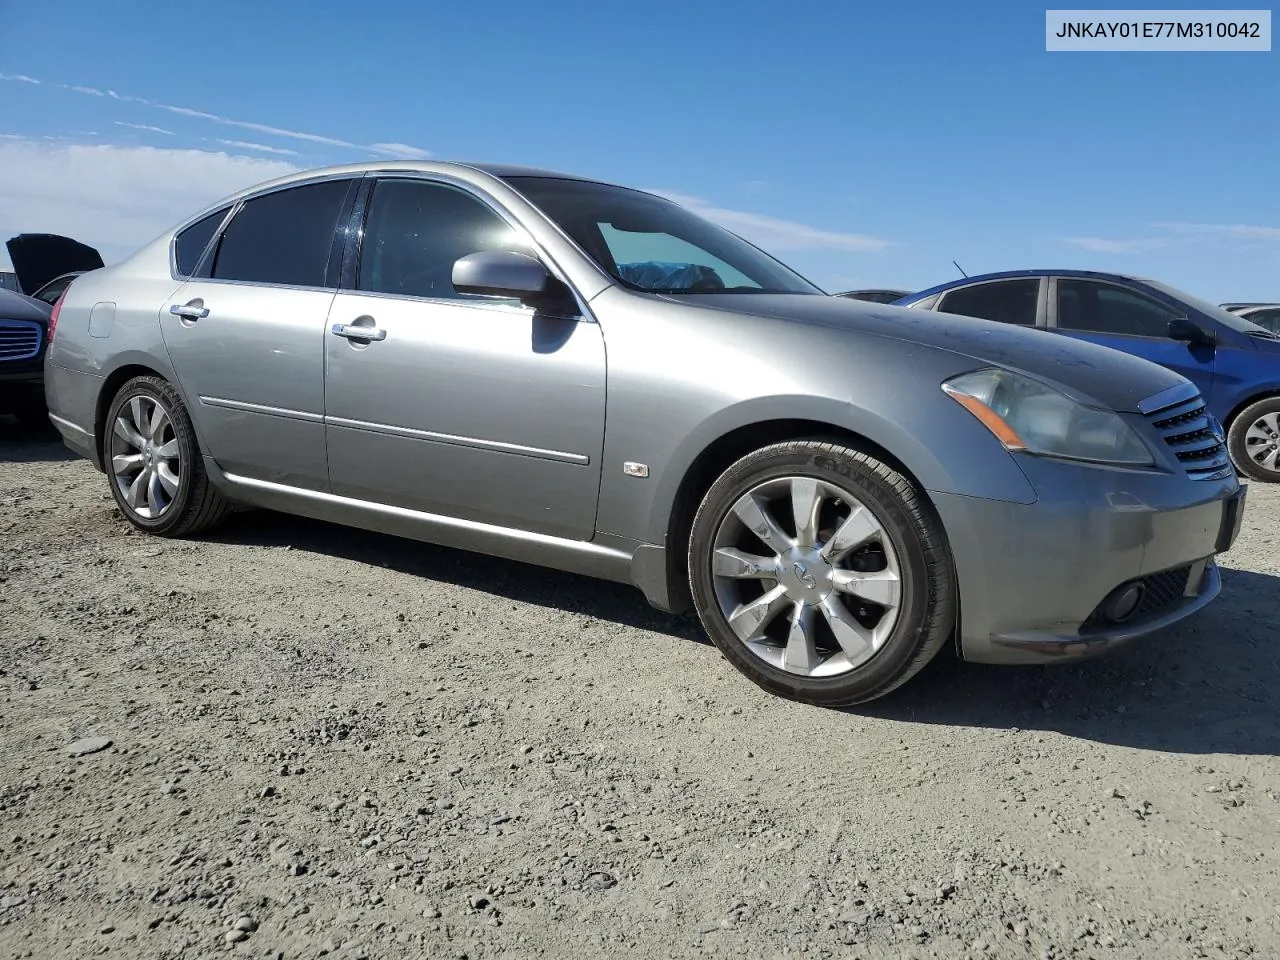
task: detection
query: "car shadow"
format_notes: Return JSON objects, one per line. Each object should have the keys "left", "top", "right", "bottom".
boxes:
{"left": 209, "top": 509, "right": 706, "bottom": 642}
{"left": 209, "top": 512, "right": 1279, "bottom": 756}
{"left": 0, "top": 415, "right": 77, "bottom": 463}
{"left": 862, "top": 566, "right": 1280, "bottom": 756}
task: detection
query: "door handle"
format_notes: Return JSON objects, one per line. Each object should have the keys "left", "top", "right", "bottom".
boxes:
{"left": 169, "top": 303, "right": 209, "bottom": 320}
{"left": 331, "top": 320, "right": 387, "bottom": 342}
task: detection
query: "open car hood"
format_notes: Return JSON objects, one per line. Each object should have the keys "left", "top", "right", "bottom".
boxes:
{"left": 5, "top": 234, "right": 104, "bottom": 295}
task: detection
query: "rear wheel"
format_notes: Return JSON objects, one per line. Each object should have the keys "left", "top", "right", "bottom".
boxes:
{"left": 1228, "top": 396, "right": 1280, "bottom": 482}
{"left": 688, "top": 440, "right": 955, "bottom": 707}
{"left": 104, "top": 375, "right": 231, "bottom": 536}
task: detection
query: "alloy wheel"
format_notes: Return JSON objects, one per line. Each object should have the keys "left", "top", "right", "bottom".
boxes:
{"left": 110, "top": 395, "right": 181, "bottom": 520}
{"left": 1243, "top": 412, "right": 1280, "bottom": 474}
{"left": 709, "top": 476, "right": 903, "bottom": 678}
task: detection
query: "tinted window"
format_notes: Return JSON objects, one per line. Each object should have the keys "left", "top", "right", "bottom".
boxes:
{"left": 358, "top": 179, "right": 528, "bottom": 300}
{"left": 174, "top": 209, "right": 225, "bottom": 277}
{"left": 939, "top": 280, "right": 1039, "bottom": 325}
{"left": 212, "top": 180, "right": 351, "bottom": 287}
{"left": 1057, "top": 280, "right": 1179, "bottom": 337}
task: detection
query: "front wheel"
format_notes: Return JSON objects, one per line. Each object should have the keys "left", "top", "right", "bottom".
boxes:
{"left": 104, "top": 375, "right": 231, "bottom": 536}
{"left": 687, "top": 440, "right": 956, "bottom": 707}
{"left": 1228, "top": 397, "right": 1280, "bottom": 482}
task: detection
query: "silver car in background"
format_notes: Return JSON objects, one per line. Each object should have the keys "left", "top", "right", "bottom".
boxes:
{"left": 44, "top": 162, "right": 1246, "bottom": 705}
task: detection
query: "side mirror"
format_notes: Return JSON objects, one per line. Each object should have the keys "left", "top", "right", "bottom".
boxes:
{"left": 452, "top": 251, "right": 554, "bottom": 305}
{"left": 1168, "top": 315, "right": 1217, "bottom": 345}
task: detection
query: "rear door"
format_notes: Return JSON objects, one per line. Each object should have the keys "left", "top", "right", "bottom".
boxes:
{"left": 1048, "top": 277, "right": 1216, "bottom": 399}
{"left": 159, "top": 177, "right": 358, "bottom": 491}
{"left": 935, "top": 278, "right": 1045, "bottom": 327}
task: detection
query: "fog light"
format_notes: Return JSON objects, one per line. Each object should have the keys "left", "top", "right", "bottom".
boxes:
{"left": 1101, "top": 583, "right": 1144, "bottom": 622}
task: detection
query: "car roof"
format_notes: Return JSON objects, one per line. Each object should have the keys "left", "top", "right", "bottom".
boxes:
{"left": 903, "top": 269, "right": 1143, "bottom": 302}
{"left": 165, "top": 160, "right": 638, "bottom": 238}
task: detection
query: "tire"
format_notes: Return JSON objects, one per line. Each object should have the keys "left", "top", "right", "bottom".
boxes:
{"left": 103, "top": 375, "right": 231, "bottom": 536}
{"left": 687, "top": 439, "right": 956, "bottom": 707}
{"left": 1227, "top": 397, "right": 1280, "bottom": 483}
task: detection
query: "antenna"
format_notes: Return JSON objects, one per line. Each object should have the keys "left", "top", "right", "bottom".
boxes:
{"left": 952, "top": 260, "right": 968, "bottom": 278}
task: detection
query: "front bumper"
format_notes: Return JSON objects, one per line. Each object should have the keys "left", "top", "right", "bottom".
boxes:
{"left": 934, "top": 455, "right": 1242, "bottom": 666}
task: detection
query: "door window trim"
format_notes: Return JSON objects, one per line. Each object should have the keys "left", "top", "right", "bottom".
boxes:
{"left": 935, "top": 277, "right": 1047, "bottom": 327}
{"left": 337, "top": 172, "right": 597, "bottom": 323}
{"left": 1046, "top": 276, "right": 1185, "bottom": 340}
{"left": 169, "top": 174, "right": 362, "bottom": 291}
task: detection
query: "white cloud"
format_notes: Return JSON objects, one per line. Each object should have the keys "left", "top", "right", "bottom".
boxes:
{"left": 369, "top": 142, "right": 433, "bottom": 160}
{"left": 215, "top": 138, "right": 299, "bottom": 156}
{"left": 1155, "top": 222, "right": 1280, "bottom": 242}
{"left": 0, "top": 137, "right": 298, "bottom": 270}
{"left": 654, "top": 191, "right": 893, "bottom": 252}
{"left": 1, "top": 74, "right": 430, "bottom": 158}
{"left": 1064, "top": 236, "right": 1163, "bottom": 254}
{"left": 114, "top": 120, "right": 174, "bottom": 135}
{"left": 156, "top": 103, "right": 359, "bottom": 148}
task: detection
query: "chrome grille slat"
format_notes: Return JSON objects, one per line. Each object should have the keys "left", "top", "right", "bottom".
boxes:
{"left": 0, "top": 320, "right": 42, "bottom": 361}
{"left": 1141, "top": 386, "right": 1233, "bottom": 481}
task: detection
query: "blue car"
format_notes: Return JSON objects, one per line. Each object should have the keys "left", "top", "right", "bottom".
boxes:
{"left": 895, "top": 270, "right": 1280, "bottom": 482}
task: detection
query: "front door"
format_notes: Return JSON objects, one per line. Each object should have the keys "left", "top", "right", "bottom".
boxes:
{"left": 1051, "top": 277, "right": 1217, "bottom": 400}
{"left": 160, "top": 177, "right": 357, "bottom": 490}
{"left": 323, "top": 176, "right": 606, "bottom": 541}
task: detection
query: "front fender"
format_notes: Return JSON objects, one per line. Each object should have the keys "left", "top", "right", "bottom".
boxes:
{"left": 640, "top": 391, "right": 1038, "bottom": 548}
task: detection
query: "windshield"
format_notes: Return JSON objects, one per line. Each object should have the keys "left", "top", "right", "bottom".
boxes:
{"left": 1143, "top": 279, "right": 1275, "bottom": 336}
{"left": 503, "top": 176, "right": 824, "bottom": 296}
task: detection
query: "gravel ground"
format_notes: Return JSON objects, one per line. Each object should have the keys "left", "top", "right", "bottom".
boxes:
{"left": 2, "top": 415, "right": 1279, "bottom": 960}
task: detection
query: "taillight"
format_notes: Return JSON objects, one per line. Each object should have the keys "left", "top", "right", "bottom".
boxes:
{"left": 48, "top": 289, "right": 68, "bottom": 343}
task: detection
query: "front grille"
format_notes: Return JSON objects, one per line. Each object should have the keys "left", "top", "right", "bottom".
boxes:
{"left": 1141, "top": 384, "right": 1232, "bottom": 481}
{"left": 0, "top": 320, "right": 42, "bottom": 361}
{"left": 1133, "top": 564, "right": 1194, "bottom": 618}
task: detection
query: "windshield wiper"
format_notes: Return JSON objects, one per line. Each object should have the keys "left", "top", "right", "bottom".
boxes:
{"left": 1247, "top": 329, "right": 1280, "bottom": 339}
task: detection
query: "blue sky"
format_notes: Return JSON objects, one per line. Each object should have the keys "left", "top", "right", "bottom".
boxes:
{"left": 1, "top": 0, "right": 1277, "bottom": 299}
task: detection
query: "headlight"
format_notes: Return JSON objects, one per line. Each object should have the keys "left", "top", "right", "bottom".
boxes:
{"left": 942, "top": 369, "right": 1154, "bottom": 467}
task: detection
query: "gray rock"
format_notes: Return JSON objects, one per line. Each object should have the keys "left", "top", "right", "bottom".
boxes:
{"left": 68, "top": 737, "right": 112, "bottom": 757}
{"left": 585, "top": 871, "right": 617, "bottom": 891}
{"left": 233, "top": 916, "right": 258, "bottom": 932}
{"left": 225, "top": 928, "right": 248, "bottom": 944}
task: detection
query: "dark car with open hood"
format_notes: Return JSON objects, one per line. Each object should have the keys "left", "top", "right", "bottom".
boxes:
{"left": 1, "top": 234, "right": 103, "bottom": 429}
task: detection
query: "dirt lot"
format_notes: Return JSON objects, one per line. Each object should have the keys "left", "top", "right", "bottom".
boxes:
{"left": 1, "top": 416, "right": 1278, "bottom": 960}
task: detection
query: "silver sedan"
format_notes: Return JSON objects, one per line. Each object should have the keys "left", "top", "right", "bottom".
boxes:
{"left": 44, "top": 162, "right": 1246, "bottom": 705}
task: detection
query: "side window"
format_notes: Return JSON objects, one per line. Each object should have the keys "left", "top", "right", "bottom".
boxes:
{"left": 358, "top": 179, "right": 529, "bottom": 301}
{"left": 905, "top": 293, "right": 940, "bottom": 310}
{"left": 939, "top": 280, "right": 1039, "bottom": 325}
{"left": 211, "top": 180, "right": 352, "bottom": 287}
{"left": 1057, "top": 280, "right": 1178, "bottom": 337}
{"left": 174, "top": 209, "right": 225, "bottom": 277}
{"left": 1250, "top": 309, "right": 1280, "bottom": 334}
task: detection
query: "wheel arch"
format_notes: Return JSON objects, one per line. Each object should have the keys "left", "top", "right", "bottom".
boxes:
{"left": 653, "top": 416, "right": 945, "bottom": 617}
{"left": 94, "top": 357, "right": 187, "bottom": 467}
{"left": 1223, "top": 388, "right": 1280, "bottom": 431}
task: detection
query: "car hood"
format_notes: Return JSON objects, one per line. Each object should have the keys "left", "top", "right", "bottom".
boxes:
{"left": 671, "top": 293, "right": 1187, "bottom": 413}
{"left": 5, "top": 234, "right": 104, "bottom": 295}
{"left": 0, "top": 288, "right": 52, "bottom": 323}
